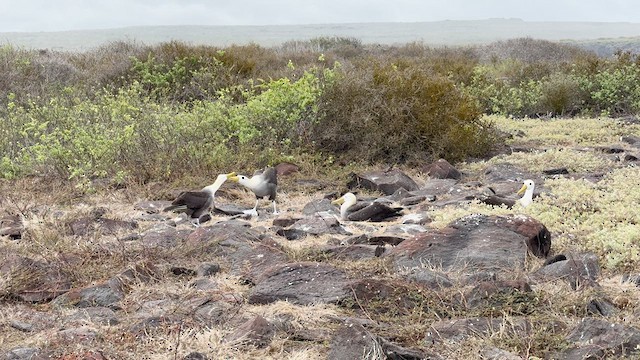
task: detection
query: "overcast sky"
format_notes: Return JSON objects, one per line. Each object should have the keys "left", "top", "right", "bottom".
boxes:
{"left": 1, "top": 0, "right": 638, "bottom": 32}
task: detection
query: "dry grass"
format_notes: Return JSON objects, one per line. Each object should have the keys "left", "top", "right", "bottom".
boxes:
{"left": 2, "top": 116, "right": 640, "bottom": 358}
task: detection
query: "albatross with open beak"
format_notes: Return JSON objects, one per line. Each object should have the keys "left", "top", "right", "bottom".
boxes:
{"left": 164, "top": 172, "right": 235, "bottom": 226}
{"left": 517, "top": 179, "right": 535, "bottom": 208}
{"left": 228, "top": 167, "right": 278, "bottom": 216}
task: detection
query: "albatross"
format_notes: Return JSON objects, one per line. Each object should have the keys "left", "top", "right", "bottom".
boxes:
{"left": 331, "top": 192, "right": 357, "bottom": 220}
{"left": 332, "top": 192, "right": 403, "bottom": 222}
{"left": 228, "top": 167, "right": 278, "bottom": 216}
{"left": 164, "top": 172, "right": 235, "bottom": 226}
{"left": 517, "top": 179, "right": 535, "bottom": 208}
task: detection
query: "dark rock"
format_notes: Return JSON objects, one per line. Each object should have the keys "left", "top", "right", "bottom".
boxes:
{"left": 9, "top": 320, "right": 34, "bottom": 332}
{"left": 302, "top": 198, "right": 339, "bottom": 216}
{"left": 483, "top": 347, "right": 522, "bottom": 360}
{"left": 328, "top": 322, "right": 383, "bottom": 360}
{"left": 5, "top": 347, "right": 46, "bottom": 360}
{"left": 170, "top": 266, "right": 197, "bottom": 277}
{"left": 386, "top": 214, "right": 551, "bottom": 274}
{"left": 289, "top": 215, "right": 350, "bottom": 236}
{"left": 336, "top": 233, "right": 369, "bottom": 245}
{"left": 385, "top": 187, "right": 411, "bottom": 202}
{"left": 196, "top": 262, "right": 221, "bottom": 277}
{"left": 0, "top": 214, "right": 24, "bottom": 239}
{"left": 183, "top": 352, "right": 210, "bottom": 360}
{"left": 111, "top": 262, "right": 161, "bottom": 291}
{"left": 596, "top": 145, "right": 625, "bottom": 154}
{"left": 141, "top": 226, "right": 192, "bottom": 248}
{"left": 193, "top": 299, "right": 238, "bottom": 325}
{"left": 347, "top": 279, "right": 423, "bottom": 314}
{"left": 484, "top": 163, "right": 536, "bottom": 183}
{"left": 184, "top": 223, "right": 288, "bottom": 283}
{"left": 552, "top": 318, "right": 640, "bottom": 359}
{"left": 223, "top": 315, "right": 274, "bottom": 348}
{"left": 543, "top": 167, "right": 570, "bottom": 175}
{"left": 544, "top": 254, "right": 567, "bottom": 266}
{"left": 329, "top": 321, "right": 429, "bottom": 360}
{"left": 464, "top": 279, "right": 534, "bottom": 310}
{"left": 421, "top": 158, "right": 462, "bottom": 180}
{"left": 346, "top": 202, "right": 403, "bottom": 222}
{"left": 272, "top": 216, "right": 302, "bottom": 227}
{"left": 366, "top": 235, "right": 406, "bottom": 246}
{"left": 347, "top": 169, "right": 419, "bottom": 195}
{"left": 405, "top": 268, "right": 453, "bottom": 289}
{"left": 67, "top": 214, "right": 137, "bottom": 236}
{"left": 323, "top": 244, "right": 384, "bottom": 260}
{"left": 624, "top": 153, "right": 639, "bottom": 161}
{"left": 587, "top": 297, "right": 617, "bottom": 317}
{"left": 57, "top": 326, "right": 99, "bottom": 343}
{"left": 426, "top": 317, "right": 534, "bottom": 345}
{"left": 52, "top": 281, "right": 124, "bottom": 308}
{"left": 0, "top": 255, "right": 72, "bottom": 302}
{"left": 68, "top": 306, "right": 119, "bottom": 326}
{"left": 399, "top": 195, "right": 431, "bottom": 206}
{"left": 274, "top": 227, "right": 308, "bottom": 240}
{"left": 275, "top": 162, "right": 299, "bottom": 176}
{"left": 129, "top": 315, "right": 182, "bottom": 337}
{"left": 621, "top": 134, "right": 640, "bottom": 145}
{"left": 248, "top": 262, "right": 352, "bottom": 305}
{"left": 411, "top": 178, "right": 458, "bottom": 197}
{"left": 532, "top": 252, "right": 600, "bottom": 289}
{"left": 400, "top": 212, "right": 432, "bottom": 225}
{"left": 189, "top": 278, "right": 220, "bottom": 291}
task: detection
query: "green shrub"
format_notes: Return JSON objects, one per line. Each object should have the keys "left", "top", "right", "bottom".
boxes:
{"left": 312, "top": 59, "right": 498, "bottom": 164}
{"left": 538, "top": 73, "right": 585, "bottom": 116}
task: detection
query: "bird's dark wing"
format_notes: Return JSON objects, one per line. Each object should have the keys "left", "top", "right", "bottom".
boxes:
{"left": 167, "top": 191, "right": 211, "bottom": 217}
{"left": 262, "top": 167, "right": 277, "bottom": 186}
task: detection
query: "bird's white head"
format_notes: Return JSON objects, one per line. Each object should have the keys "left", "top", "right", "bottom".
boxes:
{"left": 203, "top": 172, "right": 236, "bottom": 193}
{"left": 332, "top": 192, "right": 357, "bottom": 219}
{"left": 517, "top": 179, "right": 535, "bottom": 207}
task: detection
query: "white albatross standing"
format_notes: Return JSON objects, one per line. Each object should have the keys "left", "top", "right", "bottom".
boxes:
{"left": 517, "top": 179, "right": 535, "bottom": 208}
{"left": 228, "top": 167, "right": 279, "bottom": 216}
{"left": 164, "top": 172, "right": 236, "bottom": 226}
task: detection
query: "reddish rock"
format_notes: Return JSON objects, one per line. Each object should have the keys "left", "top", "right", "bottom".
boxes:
{"left": 386, "top": 214, "right": 551, "bottom": 274}
{"left": 248, "top": 262, "right": 351, "bottom": 305}
{"left": 421, "top": 158, "right": 461, "bottom": 180}
{"left": 275, "top": 162, "right": 300, "bottom": 176}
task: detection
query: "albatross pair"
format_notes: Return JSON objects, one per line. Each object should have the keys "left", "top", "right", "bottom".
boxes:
{"left": 164, "top": 167, "right": 279, "bottom": 225}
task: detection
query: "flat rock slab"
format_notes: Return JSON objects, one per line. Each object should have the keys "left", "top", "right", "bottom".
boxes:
{"left": 551, "top": 318, "right": 640, "bottom": 359}
{"left": 289, "top": 215, "right": 350, "bottom": 236}
{"left": 386, "top": 214, "right": 551, "bottom": 274}
{"left": 531, "top": 252, "right": 600, "bottom": 289}
{"left": 348, "top": 169, "right": 419, "bottom": 195}
{"left": 248, "top": 262, "right": 352, "bottom": 305}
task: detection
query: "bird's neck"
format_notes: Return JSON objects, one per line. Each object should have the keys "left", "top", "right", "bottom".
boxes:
{"left": 202, "top": 176, "right": 226, "bottom": 194}
{"left": 241, "top": 175, "right": 264, "bottom": 190}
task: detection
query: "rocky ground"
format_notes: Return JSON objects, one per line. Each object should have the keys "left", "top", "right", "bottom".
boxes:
{"left": 2, "top": 116, "right": 640, "bottom": 359}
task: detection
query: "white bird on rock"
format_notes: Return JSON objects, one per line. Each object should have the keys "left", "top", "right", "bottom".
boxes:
{"left": 228, "top": 167, "right": 278, "bottom": 216}
{"left": 517, "top": 179, "right": 535, "bottom": 208}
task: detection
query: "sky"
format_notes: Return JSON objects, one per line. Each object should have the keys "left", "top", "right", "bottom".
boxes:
{"left": 1, "top": 0, "right": 639, "bottom": 32}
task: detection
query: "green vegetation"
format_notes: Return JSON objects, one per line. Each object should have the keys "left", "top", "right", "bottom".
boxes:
{"left": 1, "top": 38, "right": 640, "bottom": 187}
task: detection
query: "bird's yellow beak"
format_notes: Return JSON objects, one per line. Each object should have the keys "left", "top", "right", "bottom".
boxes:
{"left": 517, "top": 184, "right": 527, "bottom": 196}
{"left": 228, "top": 173, "right": 239, "bottom": 182}
{"left": 331, "top": 196, "right": 345, "bottom": 205}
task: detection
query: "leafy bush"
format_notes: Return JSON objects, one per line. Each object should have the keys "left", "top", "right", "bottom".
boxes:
{"left": 312, "top": 59, "right": 497, "bottom": 164}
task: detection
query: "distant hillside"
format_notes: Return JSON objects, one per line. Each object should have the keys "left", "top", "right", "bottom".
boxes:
{"left": 2, "top": 18, "right": 640, "bottom": 54}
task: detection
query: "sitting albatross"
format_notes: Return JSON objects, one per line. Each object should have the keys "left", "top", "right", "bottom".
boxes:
{"left": 332, "top": 192, "right": 403, "bottom": 222}
{"left": 164, "top": 172, "right": 235, "bottom": 226}
{"left": 517, "top": 179, "right": 535, "bottom": 208}
{"left": 228, "top": 167, "right": 278, "bottom": 216}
